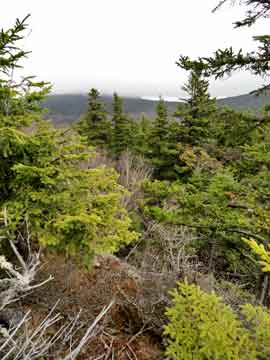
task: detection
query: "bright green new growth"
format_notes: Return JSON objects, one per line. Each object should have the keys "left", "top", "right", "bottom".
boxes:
{"left": 241, "top": 303, "right": 270, "bottom": 359}
{"left": 3, "top": 122, "right": 137, "bottom": 259}
{"left": 164, "top": 281, "right": 270, "bottom": 360}
{"left": 164, "top": 281, "right": 254, "bottom": 360}
{"left": 0, "top": 16, "right": 138, "bottom": 261}
{"left": 244, "top": 238, "right": 270, "bottom": 272}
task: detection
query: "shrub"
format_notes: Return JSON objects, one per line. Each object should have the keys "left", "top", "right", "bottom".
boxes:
{"left": 241, "top": 304, "right": 270, "bottom": 359}
{"left": 164, "top": 281, "right": 255, "bottom": 360}
{"left": 0, "top": 17, "right": 138, "bottom": 261}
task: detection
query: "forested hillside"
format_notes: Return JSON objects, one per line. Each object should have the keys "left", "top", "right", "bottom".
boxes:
{"left": 3, "top": 2, "right": 270, "bottom": 359}
{"left": 42, "top": 94, "right": 178, "bottom": 124}
{"left": 43, "top": 91, "right": 270, "bottom": 125}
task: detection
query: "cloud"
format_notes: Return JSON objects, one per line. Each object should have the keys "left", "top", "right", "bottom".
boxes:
{"left": 2, "top": 0, "right": 268, "bottom": 97}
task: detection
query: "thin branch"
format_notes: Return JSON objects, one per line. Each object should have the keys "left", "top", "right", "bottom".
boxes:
{"left": 63, "top": 299, "right": 115, "bottom": 360}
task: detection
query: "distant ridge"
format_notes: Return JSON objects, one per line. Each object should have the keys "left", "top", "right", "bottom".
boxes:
{"left": 42, "top": 92, "right": 270, "bottom": 126}
{"left": 218, "top": 92, "right": 270, "bottom": 110}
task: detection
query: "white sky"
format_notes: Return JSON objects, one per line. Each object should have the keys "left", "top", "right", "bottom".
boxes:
{"left": 2, "top": 0, "right": 269, "bottom": 98}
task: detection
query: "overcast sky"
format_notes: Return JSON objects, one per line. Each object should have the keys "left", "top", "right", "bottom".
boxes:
{"left": 2, "top": 0, "right": 269, "bottom": 98}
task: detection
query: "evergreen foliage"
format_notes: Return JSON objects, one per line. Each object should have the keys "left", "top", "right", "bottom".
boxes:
{"left": 3, "top": 122, "right": 137, "bottom": 260}
{"left": 5, "top": 4, "right": 270, "bottom": 359}
{"left": 148, "top": 98, "right": 178, "bottom": 179}
{"left": 111, "top": 92, "right": 132, "bottom": 156}
{"left": 78, "top": 88, "right": 111, "bottom": 148}
{"left": 175, "top": 70, "right": 216, "bottom": 145}
{"left": 164, "top": 281, "right": 254, "bottom": 360}
{"left": 164, "top": 281, "right": 270, "bottom": 360}
{"left": 178, "top": 1, "right": 270, "bottom": 93}
{"left": 241, "top": 303, "right": 270, "bottom": 358}
{"left": 0, "top": 17, "right": 137, "bottom": 262}
{"left": 244, "top": 238, "right": 270, "bottom": 272}
{"left": 214, "top": 0, "right": 270, "bottom": 27}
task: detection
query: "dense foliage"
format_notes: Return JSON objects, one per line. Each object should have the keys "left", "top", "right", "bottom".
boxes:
{"left": 3, "top": 1, "right": 270, "bottom": 358}
{"left": 0, "top": 16, "right": 137, "bottom": 263}
{"left": 76, "top": 71, "right": 270, "bottom": 281}
{"left": 164, "top": 281, "right": 270, "bottom": 360}
{"left": 74, "top": 2, "right": 270, "bottom": 355}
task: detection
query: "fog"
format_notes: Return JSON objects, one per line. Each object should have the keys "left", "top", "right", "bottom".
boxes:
{"left": 2, "top": 0, "right": 269, "bottom": 98}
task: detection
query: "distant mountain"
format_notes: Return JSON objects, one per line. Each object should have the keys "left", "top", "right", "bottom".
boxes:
{"left": 218, "top": 92, "right": 270, "bottom": 110}
{"left": 42, "top": 92, "right": 270, "bottom": 126}
{"left": 42, "top": 94, "right": 178, "bottom": 125}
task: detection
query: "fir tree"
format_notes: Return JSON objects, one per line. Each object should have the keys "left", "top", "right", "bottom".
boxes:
{"left": 0, "top": 17, "right": 137, "bottom": 262}
{"left": 112, "top": 92, "right": 123, "bottom": 125}
{"left": 175, "top": 69, "right": 216, "bottom": 145}
{"left": 111, "top": 92, "right": 131, "bottom": 157}
{"left": 152, "top": 97, "right": 168, "bottom": 141}
{"left": 164, "top": 281, "right": 270, "bottom": 359}
{"left": 78, "top": 88, "right": 111, "bottom": 148}
{"left": 148, "top": 98, "right": 178, "bottom": 179}
{"left": 181, "top": 69, "right": 216, "bottom": 118}
{"left": 132, "top": 114, "right": 151, "bottom": 155}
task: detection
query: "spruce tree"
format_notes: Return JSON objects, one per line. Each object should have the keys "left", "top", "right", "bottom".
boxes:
{"left": 0, "top": 17, "right": 137, "bottom": 262}
{"left": 175, "top": 69, "right": 216, "bottom": 145}
{"left": 132, "top": 114, "right": 151, "bottom": 155}
{"left": 164, "top": 281, "right": 270, "bottom": 360}
{"left": 148, "top": 98, "right": 178, "bottom": 179}
{"left": 152, "top": 97, "right": 168, "bottom": 141}
{"left": 112, "top": 92, "right": 123, "bottom": 125}
{"left": 182, "top": 70, "right": 216, "bottom": 118}
{"left": 78, "top": 88, "right": 111, "bottom": 148}
{"left": 111, "top": 92, "right": 131, "bottom": 157}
